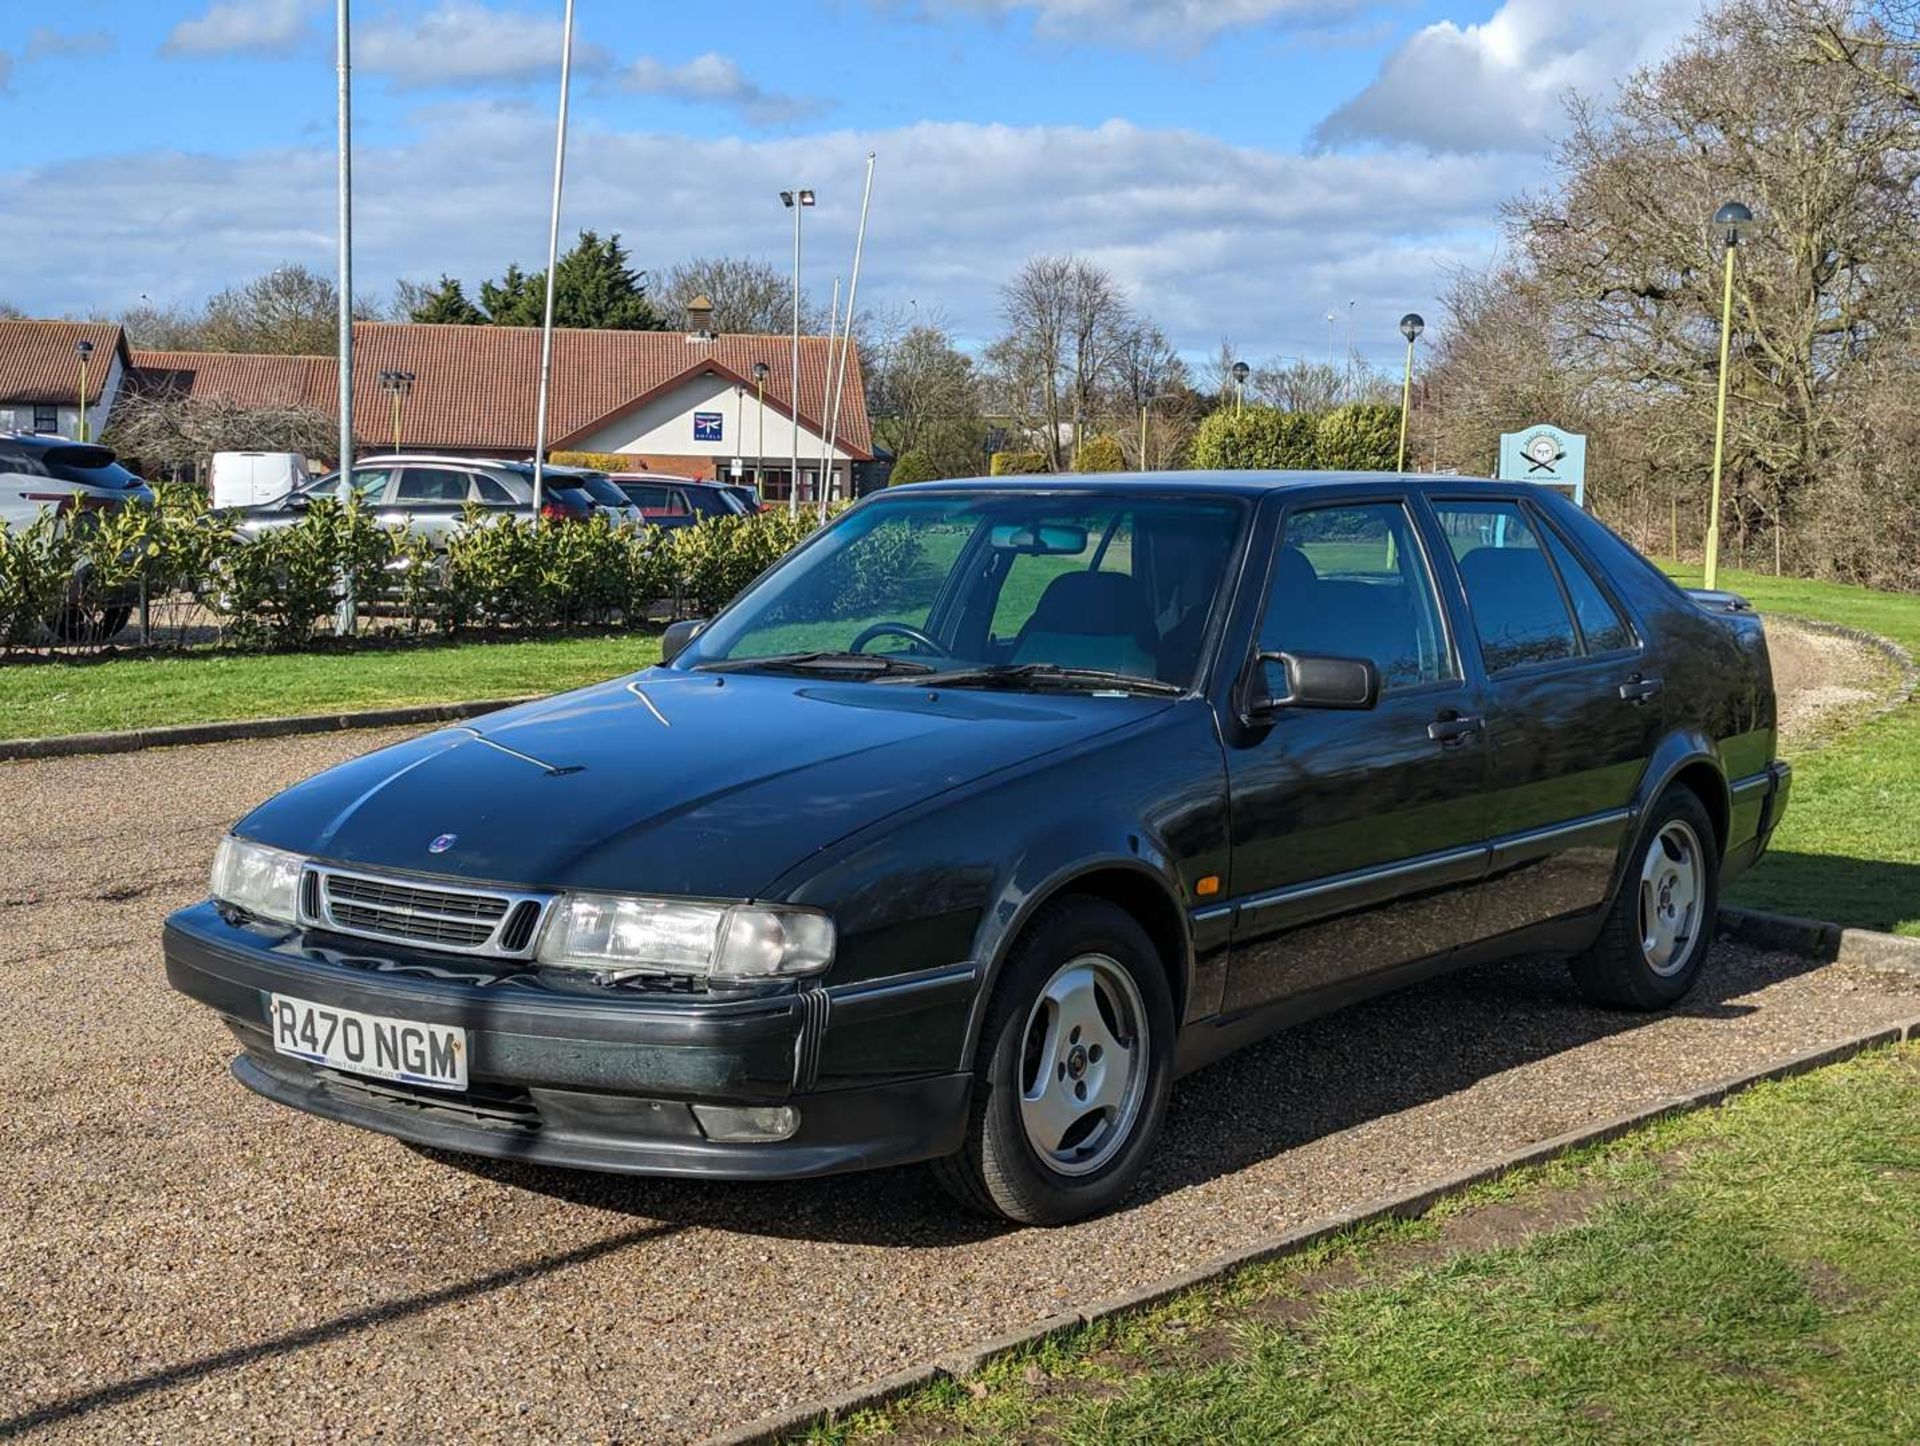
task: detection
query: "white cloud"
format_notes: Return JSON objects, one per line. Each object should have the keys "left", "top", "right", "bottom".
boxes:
{"left": 916, "top": 0, "right": 1360, "bottom": 45}
{"left": 24, "top": 28, "right": 116, "bottom": 61}
{"left": 163, "top": 0, "right": 316, "bottom": 58}
{"left": 355, "top": 2, "right": 612, "bottom": 86}
{"left": 0, "top": 109, "right": 1507, "bottom": 361}
{"left": 621, "top": 54, "right": 826, "bottom": 126}
{"left": 1315, "top": 0, "right": 1704, "bottom": 154}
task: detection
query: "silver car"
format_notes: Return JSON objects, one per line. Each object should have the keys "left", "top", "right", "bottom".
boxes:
{"left": 230, "top": 454, "right": 608, "bottom": 547}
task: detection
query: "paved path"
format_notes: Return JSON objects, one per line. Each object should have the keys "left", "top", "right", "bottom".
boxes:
{"left": 4, "top": 730, "right": 1918, "bottom": 1443}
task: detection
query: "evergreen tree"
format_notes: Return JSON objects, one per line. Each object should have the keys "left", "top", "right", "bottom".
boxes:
{"left": 473, "top": 233, "right": 664, "bottom": 331}
{"left": 479, "top": 262, "right": 542, "bottom": 328}
{"left": 408, "top": 275, "right": 487, "bottom": 325}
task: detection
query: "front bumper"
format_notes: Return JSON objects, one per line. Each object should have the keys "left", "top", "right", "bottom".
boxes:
{"left": 163, "top": 902, "right": 976, "bottom": 1180}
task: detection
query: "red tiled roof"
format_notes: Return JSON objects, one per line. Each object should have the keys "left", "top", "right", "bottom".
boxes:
{"left": 0, "top": 320, "right": 126, "bottom": 405}
{"left": 129, "top": 350, "right": 340, "bottom": 412}
{"left": 133, "top": 322, "right": 873, "bottom": 460}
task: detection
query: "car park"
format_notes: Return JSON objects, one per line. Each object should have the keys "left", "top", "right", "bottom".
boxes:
{"left": 164, "top": 472, "right": 1790, "bottom": 1225}
{"left": 0, "top": 431, "right": 153, "bottom": 639}
{"left": 228, "top": 454, "right": 605, "bottom": 544}
{"left": 609, "top": 474, "right": 754, "bottom": 528}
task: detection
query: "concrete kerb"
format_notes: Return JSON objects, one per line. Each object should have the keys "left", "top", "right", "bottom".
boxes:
{"left": 0, "top": 696, "right": 537, "bottom": 762}
{"left": 707, "top": 922, "right": 1920, "bottom": 1445}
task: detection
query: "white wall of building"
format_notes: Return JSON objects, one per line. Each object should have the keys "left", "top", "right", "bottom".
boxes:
{"left": 2, "top": 354, "right": 124, "bottom": 441}
{"left": 568, "top": 370, "right": 857, "bottom": 469}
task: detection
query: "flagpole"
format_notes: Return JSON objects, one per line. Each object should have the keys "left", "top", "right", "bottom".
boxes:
{"left": 531, "top": 0, "right": 576, "bottom": 525}
{"left": 822, "top": 152, "right": 875, "bottom": 520}
{"left": 333, "top": 0, "right": 356, "bottom": 634}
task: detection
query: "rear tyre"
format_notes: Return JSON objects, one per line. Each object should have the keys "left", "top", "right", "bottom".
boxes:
{"left": 933, "top": 897, "right": 1174, "bottom": 1226}
{"left": 1569, "top": 786, "right": 1719, "bottom": 1011}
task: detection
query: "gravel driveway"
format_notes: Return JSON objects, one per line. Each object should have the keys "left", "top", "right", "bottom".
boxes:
{"left": 4, "top": 727, "right": 1918, "bottom": 1443}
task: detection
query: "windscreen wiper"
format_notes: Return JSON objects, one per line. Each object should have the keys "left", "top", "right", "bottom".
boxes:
{"left": 879, "top": 662, "right": 1182, "bottom": 696}
{"left": 692, "top": 650, "right": 938, "bottom": 677}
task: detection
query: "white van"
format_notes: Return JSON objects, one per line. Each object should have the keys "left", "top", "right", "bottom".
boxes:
{"left": 211, "top": 451, "right": 309, "bottom": 509}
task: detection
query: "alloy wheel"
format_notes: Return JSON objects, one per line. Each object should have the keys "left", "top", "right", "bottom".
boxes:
{"left": 1016, "top": 953, "right": 1150, "bottom": 1177}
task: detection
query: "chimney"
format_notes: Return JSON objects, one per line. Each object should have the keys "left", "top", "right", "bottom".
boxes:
{"left": 685, "top": 295, "right": 716, "bottom": 341}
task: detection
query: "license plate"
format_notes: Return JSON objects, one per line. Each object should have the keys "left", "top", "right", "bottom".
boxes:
{"left": 267, "top": 993, "right": 468, "bottom": 1091}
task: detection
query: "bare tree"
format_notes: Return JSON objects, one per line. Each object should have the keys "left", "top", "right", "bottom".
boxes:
{"left": 987, "top": 255, "right": 1137, "bottom": 470}
{"left": 657, "top": 255, "right": 828, "bottom": 334}
{"left": 866, "top": 313, "right": 986, "bottom": 479}
{"left": 106, "top": 390, "right": 346, "bottom": 476}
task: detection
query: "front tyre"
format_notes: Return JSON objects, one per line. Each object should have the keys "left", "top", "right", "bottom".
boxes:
{"left": 934, "top": 897, "right": 1174, "bottom": 1225}
{"left": 1569, "top": 786, "right": 1720, "bottom": 1010}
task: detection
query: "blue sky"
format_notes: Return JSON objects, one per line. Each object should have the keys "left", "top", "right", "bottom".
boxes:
{"left": 1, "top": 0, "right": 1702, "bottom": 365}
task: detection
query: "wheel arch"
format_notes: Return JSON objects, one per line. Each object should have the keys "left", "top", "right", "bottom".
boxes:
{"left": 962, "top": 856, "right": 1194, "bottom": 1065}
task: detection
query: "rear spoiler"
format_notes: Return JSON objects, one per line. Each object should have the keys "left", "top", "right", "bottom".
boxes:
{"left": 1686, "top": 588, "right": 1755, "bottom": 614}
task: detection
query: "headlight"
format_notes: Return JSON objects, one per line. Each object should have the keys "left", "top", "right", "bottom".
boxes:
{"left": 536, "top": 893, "right": 834, "bottom": 981}
{"left": 210, "top": 836, "right": 306, "bottom": 925}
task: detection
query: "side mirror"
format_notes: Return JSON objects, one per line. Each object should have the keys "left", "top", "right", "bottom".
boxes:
{"left": 1247, "top": 650, "right": 1379, "bottom": 718}
{"left": 661, "top": 617, "right": 708, "bottom": 665}
{"left": 286, "top": 492, "right": 312, "bottom": 511}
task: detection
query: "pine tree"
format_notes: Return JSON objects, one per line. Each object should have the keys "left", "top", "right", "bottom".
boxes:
{"left": 472, "top": 233, "right": 665, "bottom": 331}
{"left": 479, "top": 263, "right": 542, "bottom": 328}
{"left": 408, "top": 275, "right": 487, "bottom": 325}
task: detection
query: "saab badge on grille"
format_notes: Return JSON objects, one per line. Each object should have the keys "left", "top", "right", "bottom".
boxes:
{"left": 428, "top": 833, "right": 458, "bottom": 854}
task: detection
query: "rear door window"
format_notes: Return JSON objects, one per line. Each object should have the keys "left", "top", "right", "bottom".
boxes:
{"left": 1539, "top": 522, "right": 1636, "bottom": 654}
{"left": 1433, "top": 500, "right": 1581, "bottom": 673}
{"left": 472, "top": 475, "right": 515, "bottom": 505}
{"left": 395, "top": 468, "right": 473, "bottom": 504}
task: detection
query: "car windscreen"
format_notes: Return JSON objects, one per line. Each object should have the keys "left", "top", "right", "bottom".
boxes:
{"left": 678, "top": 491, "right": 1250, "bottom": 689}
{"left": 41, "top": 444, "right": 142, "bottom": 489}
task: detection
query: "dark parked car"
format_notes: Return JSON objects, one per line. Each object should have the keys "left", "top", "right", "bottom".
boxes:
{"left": 164, "top": 473, "right": 1789, "bottom": 1224}
{"left": 609, "top": 474, "right": 754, "bottom": 528}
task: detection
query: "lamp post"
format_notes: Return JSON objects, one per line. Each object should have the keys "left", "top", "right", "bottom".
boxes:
{"left": 1704, "top": 200, "right": 1753, "bottom": 592}
{"left": 780, "top": 186, "right": 815, "bottom": 512}
{"left": 1231, "top": 360, "right": 1250, "bottom": 416}
{"left": 752, "top": 360, "right": 770, "bottom": 494}
{"left": 74, "top": 338, "right": 94, "bottom": 442}
{"left": 1396, "top": 313, "right": 1424, "bottom": 474}
{"left": 377, "top": 370, "right": 415, "bottom": 452}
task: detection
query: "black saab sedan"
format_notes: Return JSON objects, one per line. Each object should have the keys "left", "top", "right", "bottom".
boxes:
{"left": 165, "top": 474, "right": 1790, "bottom": 1224}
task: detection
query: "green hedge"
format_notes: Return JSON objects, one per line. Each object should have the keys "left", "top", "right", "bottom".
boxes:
{"left": 0, "top": 494, "right": 832, "bottom": 655}
{"left": 989, "top": 450, "right": 1049, "bottom": 476}
{"left": 1073, "top": 436, "right": 1127, "bottom": 473}
{"left": 1190, "top": 404, "right": 1401, "bottom": 471}
{"left": 888, "top": 450, "right": 938, "bottom": 486}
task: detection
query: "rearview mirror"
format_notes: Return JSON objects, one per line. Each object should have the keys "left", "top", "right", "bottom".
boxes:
{"left": 1248, "top": 650, "right": 1379, "bottom": 717}
{"left": 662, "top": 617, "right": 707, "bottom": 664}
{"left": 988, "top": 523, "right": 1088, "bottom": 555}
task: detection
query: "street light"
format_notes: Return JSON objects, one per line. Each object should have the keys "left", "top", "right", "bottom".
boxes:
{"left": 1231, "top": 360, "right": 1250, "bottom": 416}
{"left": 780, "top": 187, "right": 816, "bottom": 513}
{"left": 1396, "top": 313, "right": 1425, "bottom": 473}
{"left": 1704, "top": 200, "right": 1754, "bottom": 591}
{"left": 752, "top": 360, "right": 770, "bottom": 494}
{"left": 378, "top": 369, "right": 416, "bottom": 453}
{"left": 74, "top": 338, "right": 95, "bottom": 442}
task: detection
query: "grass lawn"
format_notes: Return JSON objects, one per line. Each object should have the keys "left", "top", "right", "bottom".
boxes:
{"left": 819, "top": 1044, "right": 1920, "bottom": 1444}
{"left": 1659, "top": 563, "right": 1920, "bottom": 936}
{"left": 0, "top": 632, "right": 661, "bottom": 741}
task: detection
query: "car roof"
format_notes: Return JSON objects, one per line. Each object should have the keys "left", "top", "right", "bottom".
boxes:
{"left": 886, "top": 470, "right": 1511, "bottom": 499}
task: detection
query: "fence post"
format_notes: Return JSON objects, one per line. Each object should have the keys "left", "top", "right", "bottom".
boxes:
{"left": 138, "top": 570, "right": 150, "bottom": 647}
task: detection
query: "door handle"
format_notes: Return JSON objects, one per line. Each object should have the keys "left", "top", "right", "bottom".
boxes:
{"left": 1618, "top": 675, "right": 1664, "bottom": 704}
{"left": 1428, "top": 714, "right": 1484, "bottom": 745}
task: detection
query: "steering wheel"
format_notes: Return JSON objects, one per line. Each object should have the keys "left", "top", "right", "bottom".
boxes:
{"left": 848, "top": 621, "right": 943, "bottom": 656}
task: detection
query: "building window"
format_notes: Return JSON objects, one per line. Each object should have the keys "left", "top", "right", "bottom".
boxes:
{"left": 32, "top": 406, "right": 59, "bottom": 434}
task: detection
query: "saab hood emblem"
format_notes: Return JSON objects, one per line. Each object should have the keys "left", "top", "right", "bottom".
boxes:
{"left": 428, "top": 833, "right": 458, "bottom": 854}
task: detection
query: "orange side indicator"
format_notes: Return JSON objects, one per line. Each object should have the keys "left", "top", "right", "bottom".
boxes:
{"left": 1195, "top": 875, "right": 1221, "bottom": 897}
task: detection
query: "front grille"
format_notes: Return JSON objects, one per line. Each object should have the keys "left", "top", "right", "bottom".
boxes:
{"left": 305, "top": 866, "right": 550, "bottom": 957}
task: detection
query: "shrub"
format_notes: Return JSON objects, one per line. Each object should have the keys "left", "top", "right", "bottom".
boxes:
{"left": 989, "top": 450, "right": 1049, "bottom": 476}
{"left": 0, "top": 512, "right": 78, "bottom": 647}
{"left": 1190, "top": 408, "right": 1322, "bottom": 470}
{"left": 888, "top": 451, "right": 938, "bottom": 486}
{"left": 549, "top": 450, "right": 640, "bottom": 473}
{"left": 1073, "top": 436, "right": 1127, "bottom": 473}
{"left": 1316, "top": 403, "right": 1402, "bottom": 471}
{"left": 209, "top": 497, "right": 394, "bottom": 648}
